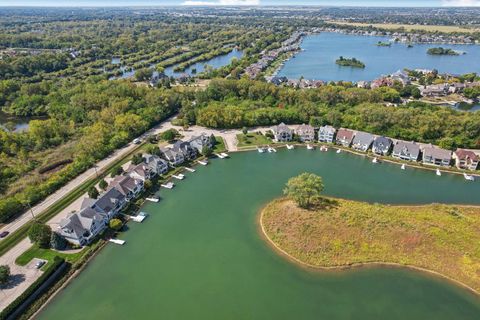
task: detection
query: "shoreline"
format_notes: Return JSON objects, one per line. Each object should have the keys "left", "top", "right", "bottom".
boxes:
{"left": 257, "top": 198, "right": 480, "bottom": 298}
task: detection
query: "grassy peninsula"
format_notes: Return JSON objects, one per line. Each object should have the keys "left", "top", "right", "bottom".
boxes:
{"left": 427, "top": 47, "right": 461, "bottom": 55}
{"left": 335, "top": 56, "right": 365, "bottom": 68}
{"left": 261, "top": 197, "right": 480, "bottom": 293}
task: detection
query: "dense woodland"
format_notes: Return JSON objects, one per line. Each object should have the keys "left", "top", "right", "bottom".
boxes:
{"left": 1, "top": 8, "right": 480, "bottom": 223}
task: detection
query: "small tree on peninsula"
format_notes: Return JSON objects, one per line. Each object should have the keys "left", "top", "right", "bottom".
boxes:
{"left": 283, "top": 173, "right": 324, "bottom": 209}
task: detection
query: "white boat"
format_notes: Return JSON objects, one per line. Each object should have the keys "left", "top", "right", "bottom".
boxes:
{"left": 307, "top": 144, "right": 314, "bottom": 150}
{"left": 320, "top": 145, "right": 328, "bottom": 152}
{"left": 109, "top": 239, "right": 125, "bottom": 245}
{"left": 185, "top": 167, "right": 196, "bottom": 172}
{"left": 215, "top": 153, "right": 226, "bottom": 159}
{"left": 220, "top": 152, "right": 229, "bottom": 158}
{"left": 161, "top": 182, "right": 175, "bottom": 189}
{"left": 286, "top": 144, "right": 294, "bottom": 150}
{"left": 172, "top": 174, "right": 185, "bottom": 180}
{"left": 257, "top": 147, "right": 266, "bottom": 153}
{"left": 267, "top": 146, "right": 277, "bottom": 153}
{"left": 146, "top": 197, "right": 159, "bottom": 203}
{"left": 436, "top": 169, "right": 442, "bottom": 176}
{"left": 464, "top": 173, "right": 475, "bottom": 181}
{"left": 372, "top": 157, "right": 378, "bottom": 164}
{"left": 198, "top": 160, "right": 208, "bottom": 165}
{"left": 401, "top": 164, "right": 406, "bottom": 170}
{"left": 336, "top": 149, "right": 341, "bottom": 154}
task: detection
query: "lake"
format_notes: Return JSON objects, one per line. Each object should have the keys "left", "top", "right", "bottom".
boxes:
{"left": 278, "top": 32, "right": 480, "bottom": 82}
{"left": 37, "top": 149, "right": 480, "bottom": 320}
{"left": 0, "top": 111, "right": 37, "bottom": 132}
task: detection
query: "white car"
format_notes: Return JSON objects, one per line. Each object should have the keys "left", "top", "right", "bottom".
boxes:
{"left": 133, "top": 138, "right": 141, "bottom": 145}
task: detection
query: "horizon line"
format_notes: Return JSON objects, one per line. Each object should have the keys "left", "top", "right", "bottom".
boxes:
{"left": 1, "top": 5, "right": 479, "bottom": 8}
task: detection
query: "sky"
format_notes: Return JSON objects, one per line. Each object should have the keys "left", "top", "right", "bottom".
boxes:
{"left": 1, "top": 0, "right": 480, "bottom": 7}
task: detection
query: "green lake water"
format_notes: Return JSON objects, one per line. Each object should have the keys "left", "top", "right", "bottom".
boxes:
{"left": 37, "top": 149, "right": 480, "bottom": 319}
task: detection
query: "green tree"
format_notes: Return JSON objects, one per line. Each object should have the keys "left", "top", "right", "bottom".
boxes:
{"left": 88, "top": 186, "right": 100, "bottom": 199}
{"left": 283, "top": 173, "right": 324, "bottom": 209}
{"left": 0, "top": 265, "right": 10, "bottom": 285}
{"left": 111, "top": 166, "right": 124, "bottom": 178}
{"left": 134, "top": 68, "right": 153, "bottom": 81}
{"left": 159, "top": 129, "right": 178, "bottom": 142}
{"left": 99, "top": 179, "right": 108, "bottom": 191}
{"left": 132, "top": 153, "right": 144, "bottom": 165}
{"left": 50, "top": 232, "right": 67, "bottom": 250}
{"left": 201, "top": 145, "right": 213, "bottom": 157}
{"left": 28, "top": 222, "right": 52, "bottom": 248}
{"left": 109, "top": 218, "right": 123, "bottom": 231}
{"left": 144, "top": 179, "right": 153, "bottom": 190}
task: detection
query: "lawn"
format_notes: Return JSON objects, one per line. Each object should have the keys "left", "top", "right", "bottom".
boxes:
{"left": 328, "top": 21, "right": 479, "bottom": 33}
{"left": 213, "top": 136, "right": 227, "bottom": 153}
{"left": 15, "top": 245, "right": 86, "bottom": 267}
{"left": 261, "top": 197, "right": 480, "bottom": 293}
{"left": 236, "top": 133, "right": 272, "bottom": 148}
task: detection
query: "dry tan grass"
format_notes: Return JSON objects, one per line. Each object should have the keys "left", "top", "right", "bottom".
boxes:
{"left": 261, "top": 197, "right": 480, "bottom": 293}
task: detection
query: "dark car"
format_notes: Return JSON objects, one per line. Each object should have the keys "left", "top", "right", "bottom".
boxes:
{"left": 0, "top": 231, "right": 9, "bottom": 238}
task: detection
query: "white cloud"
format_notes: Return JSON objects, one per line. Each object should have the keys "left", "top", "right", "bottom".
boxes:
{"left": 442, "top": 0, "right": 480, "bottom": 6}
{"left": 183, "top": 0, "right": 260, "bottom": 5}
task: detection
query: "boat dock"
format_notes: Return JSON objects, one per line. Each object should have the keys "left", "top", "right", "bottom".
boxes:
{"left": 172, "top": 174, "right": 185, "bottom": 180}
{"left": 198, "top": 160, "right": 208, "bottom": 165}
{"left": 109, "top": 239, "right": 126, "bottom": 245}
{"left": 185, "top": 167, "right": 196, "bottom": 172}
{"left": 146, "top": 197, "right": 159, "bottom": 202}
{"left": 132, "top": 214, "right": 147, "bottom": 223}
{"left": 161, "top": 182, "right": 175, "bottom": 189}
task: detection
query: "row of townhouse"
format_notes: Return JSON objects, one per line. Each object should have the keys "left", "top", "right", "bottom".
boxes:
{"left": 270, "top": 123, "right": 479, "bottom": 171}
{"left": 57, "top": 153, "right": 171, "bottom": 246}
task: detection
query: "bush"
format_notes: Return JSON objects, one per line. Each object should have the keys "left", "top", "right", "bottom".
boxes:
{"left": 111, "top": 166, "right": 124, "bottom": 178}
{"left": 109, "top": 218, "right": 123, "bottom": 231}
{"left": 0, "top": 265, "right": 10, "bottom": 285}
{"left": 28, "top": 223, "right": 52, "bottom": 249}
{"left": 50, "top": 232, "right": 67, "bottom": 250}
{"left": 88, "top": 186, "right": 99, "bottom": 199}
{"left": 99, "top": 179, "right": 108, "bottom": 191}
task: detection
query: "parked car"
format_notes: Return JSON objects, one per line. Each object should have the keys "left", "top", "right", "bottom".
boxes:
{"left": 35, "top": 260, "right": 46, "bottom": 269}
{"left": 0, "top": 231, "right": 9, "bottom": 238}
{"left": 133, "top": 138, "right": 141, "bottom": 145}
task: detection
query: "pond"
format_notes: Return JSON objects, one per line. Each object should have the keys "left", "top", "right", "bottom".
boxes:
{"left": 277, "top": 32, "right": 480, "bottom": 82}
{"left": 0, "top": 111, "right": 39, "bottom": 132}
{"left": 38, "top": 149, "right": 480, "bottom": 320}
{"left": 111, "top": 48, "right": 243, "bottom": 80}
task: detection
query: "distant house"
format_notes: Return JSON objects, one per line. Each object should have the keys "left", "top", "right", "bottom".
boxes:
{"left": 357, "top": 81, "right": 370, "bottom": 89}
{"left": 372, "top": 136, "right": 393, "bottom": 156}
{"left": 189, "top": 134, "right": 214, "bottom": 153}
{"left": 92, "top": 187, "right": 126, "bottom": 219}
{"left": 448, "top": 82, "right": 466, "bottom": 94}
{"left": 318, "top": 125, "right": 336, "bottom": 143}
{"left": 391, "top": 70, "right": 411, "bottom": 86}
{"left": 392, "top": 141, "right": 420, "bottom": 161}
{"left": 422, "top": 145, "right": 452, "bottom": 167}
{"left": 271, "top": 123, "right": 293, "bottom": 142}
{"left": 453, "top": 149, "right": 479, "bottom": 171}
{"left": 161, "top": 148, "right": 185, "bottom": 167}
{"left": 173, "top": 140, "right": 197, "bottom": 160}
{"left": 144, "top": 154, "right": 169, "bottom": 175}
{"left": 110, "top": 175, "right": 144, "bottom": 201}
{"left": 58, "top": 207, "right": 107, "bottom": 246}
{"left": 351, "top": 131, "right": 375, "bottom": 152}
{"left": 296, "top": 124, "right": 315, "bottom": 142}
{"left": 420, "top": 84, "right": 448, "bottom": 97}
{"left": 335, "top": 128, "right": 355, "bottom": 147}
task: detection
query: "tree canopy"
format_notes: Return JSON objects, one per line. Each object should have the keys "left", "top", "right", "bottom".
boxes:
{"left": 284, "top": 173, "right": 325, "bottom": 208}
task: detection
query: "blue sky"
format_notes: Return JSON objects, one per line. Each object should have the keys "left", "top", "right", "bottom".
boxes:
{"left": 1, "top": 0, "right": 479, "bottom": 7}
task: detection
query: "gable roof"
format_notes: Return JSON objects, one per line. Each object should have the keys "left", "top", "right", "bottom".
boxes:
{"left": 336, "top": 128, "right": 354, "bottom": 141}
{"left": 455, "top": 149, "right": 479, "bottom": 161}
{"left": 352, "top": 131, "right": 375, "bottom": 145}
{"left": 373, "top": 136, "right": 392, "bottom": 149}
{"left": 422, "top": 145, "right": 452, "bottom": 160}
{"left": 393, "top": 141, "right": 420, "bottom": 156}
{"left": 95, "top": 187, "right": 125, "bottom": 213}
{"left": 271, "top": 122, "right": 292, "bottom": 135}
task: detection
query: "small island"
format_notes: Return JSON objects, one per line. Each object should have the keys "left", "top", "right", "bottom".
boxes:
{"left": 427, "top": 47, "right": 462, "bottom": 55}
{"left": 261, "top": 173, "right": 480, "bottom": 294}
{"left": 335, "top": 56, "right": 365, "bottom": 68}
{"left": 376, "top": 41, "right": 391, "bottom": 47}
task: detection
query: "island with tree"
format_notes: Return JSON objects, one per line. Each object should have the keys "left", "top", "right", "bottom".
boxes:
{"left": 260, "top": 172, "right": 480, "bottom": 294}
{"left": 427, "top": 47, "right": 462, "bottom": 55}
{"left": 335, "top": 56, "right": 366, "bottom": 68}
{"left": 376, "top": 41, "right": 392, "bottom": 47}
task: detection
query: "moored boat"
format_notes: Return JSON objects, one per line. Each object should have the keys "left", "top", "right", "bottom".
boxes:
{"left": 401, "top": 164, "right": 406, "bottom": 170}
{"left": 336, "top": 149, "right": 341, "bottom": 154}
{"left": 172, "top": 174, "right": 185, "bottom": 180}
{"left": 464, "top": 173, "right": 475, "bottom": 181}
{"left": 257, "top": 146, "right": 266, "bottom": 153}
{"left": 267, "top": 146, "right": 277, "bottom": 153}
{"left": 286, "top": 144, "right": 294, "bottom": 150}
{"left": 307, "top": 144, "right": 314, "bottom": 150}
{"left": 436, "top": 169, "right": 442, "bottom": 176}
{"left": 372, "top": 157, "right": 378, "bottom": 164}
{"left": 320, "top": 145, "right": 328, "bottom": 152}
{"left": 161, "top": 182, "right": 175, "bottom": 189}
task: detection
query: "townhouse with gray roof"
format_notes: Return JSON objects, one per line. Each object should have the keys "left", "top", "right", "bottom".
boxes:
{"left": 189, "top": 134, "right": 214, "bottom": 153}
{"left": 144, "top": 153, "right": 169, "bottom": 175}
{"left": 296, "top": 124, "right": 315, "bottom": 142}
{"left": 127, "top": 163, "right": 155, "bottom": 182}
{"left": 392, "top": 141, "right": 420, "bottom": 161}
{"left": 351, "top": 131, "right": 375, "bottom": 152}
{"left": 173, "top": 140, "right": 197, "bottom": 160}
{"left": 372, "top": 136, "right": 393, "bottom": 156}
{"left": 161, "top": 147, "right": 185, "bottom": 167}
{"left": 58, "top": 206, "right": 107, "bottom": 246}
{"left": 271, "top": 123, "right": 293, "bottom": 142}
{"left": 110, "top": 175, "right": 144, "bottom": 201}
{"left": 92, "top": 187, "right": 126, "bottom": 219}
{"left": 422, "top": 145, "right": 452, "bottom": 167}
{"left": 318, "top": 125, "right": 336, "bottom": 143}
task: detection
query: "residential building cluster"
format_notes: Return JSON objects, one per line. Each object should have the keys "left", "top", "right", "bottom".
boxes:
{"left": 245, "top": 32, "right": 304, "bottom": 79}
{"left": 271, "top": 123, "right": 479, "bottom": 170}
{"left": 58, "top": 134, "right": 215, "bottom": 246}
